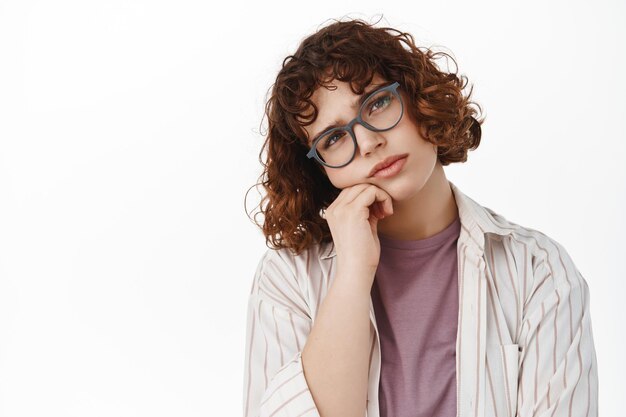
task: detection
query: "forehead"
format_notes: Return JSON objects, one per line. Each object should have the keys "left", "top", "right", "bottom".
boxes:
{"left": 310, "top": 72, "right": 387, "bottom": 105}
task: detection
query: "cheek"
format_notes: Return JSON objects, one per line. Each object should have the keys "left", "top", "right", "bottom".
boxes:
{"left": 327, "top": 170, "right": 360, "bottom": 189}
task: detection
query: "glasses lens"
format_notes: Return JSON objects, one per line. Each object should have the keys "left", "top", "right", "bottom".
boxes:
{"left": 315, "top": 128, "right": 355, "bottom": 168}
{"left": 314, "top": 89, "right": 402, "bottom": 167}
{"left": 360, "top": 88, "right": 402, "bottom": 130}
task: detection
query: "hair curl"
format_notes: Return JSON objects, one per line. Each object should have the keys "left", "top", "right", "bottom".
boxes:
{"left": 245, "top": 16, "right": 485, "bottom": 257}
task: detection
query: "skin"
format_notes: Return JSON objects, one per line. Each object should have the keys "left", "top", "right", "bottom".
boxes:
{"left": 303, "top": 73, "right": 460, "bottom": 241}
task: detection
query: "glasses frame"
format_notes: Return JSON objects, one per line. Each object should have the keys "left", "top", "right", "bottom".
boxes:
{"left": 306, "top": 81, "right": 403, "bottom": 168}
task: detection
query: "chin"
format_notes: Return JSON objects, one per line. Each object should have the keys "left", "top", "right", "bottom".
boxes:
{"left": 378, "top": 179, "right": 420, "bottom": 202}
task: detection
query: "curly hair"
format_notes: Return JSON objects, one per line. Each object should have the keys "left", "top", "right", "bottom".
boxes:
{"left": 245, "top": 16, "right": 485, "bottom": 257}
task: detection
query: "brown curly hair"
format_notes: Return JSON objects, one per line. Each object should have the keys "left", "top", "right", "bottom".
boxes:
{"left": 245, "top": 16, "right": 485, "bottom": 257}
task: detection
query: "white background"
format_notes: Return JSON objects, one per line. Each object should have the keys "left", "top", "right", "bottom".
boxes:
{"left": 0, "top": 1, "right": 624, "bottom": 416}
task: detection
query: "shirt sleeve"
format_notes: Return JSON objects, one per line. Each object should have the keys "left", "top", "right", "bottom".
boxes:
{"left": 517, "top": 242, "right": 599, "bottom": 417}
{"left": 242, "top": 250, "right": 321, "bottom": 417}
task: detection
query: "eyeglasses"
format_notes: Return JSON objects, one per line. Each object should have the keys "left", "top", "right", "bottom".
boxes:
{"left": 306, "top": 81, "right": 403, "bottom": 168}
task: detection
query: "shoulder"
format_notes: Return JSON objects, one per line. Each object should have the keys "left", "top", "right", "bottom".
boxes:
{"left": 254, "top": 241, "right": 330, "bottom": 282}
{"left": 250, "top": 242, "right": 331, "bottom": 319}
{"left": 482, "top": 207, "right": 586, "bottom": 292}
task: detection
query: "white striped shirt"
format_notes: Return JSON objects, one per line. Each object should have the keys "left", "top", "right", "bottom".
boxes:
{"left": 242, "top": 180, "right": 599, "bottom": 417}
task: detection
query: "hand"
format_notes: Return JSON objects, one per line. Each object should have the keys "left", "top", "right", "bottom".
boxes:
{"left": 324, "top": 183, "right": 394, "bottom": 282}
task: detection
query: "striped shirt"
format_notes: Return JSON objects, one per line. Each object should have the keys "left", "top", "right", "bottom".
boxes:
{"left": 242, "top": 180, "right": 599, "bottom": 417}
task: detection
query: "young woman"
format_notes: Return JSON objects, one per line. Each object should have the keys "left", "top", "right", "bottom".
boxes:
{"left": 243, "top": 18, "right": 598, "bottom": 417}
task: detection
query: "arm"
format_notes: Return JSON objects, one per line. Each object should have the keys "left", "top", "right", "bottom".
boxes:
{"left": 517, "top": 242, "right": 599, "bottom": 417}
{"left": 242, "top": 249, "right": 373, "bottom": 417}
{"left": 242, "top": 250, "right": 319, "bottom": 417}
{"left": 301, "top": 264, "right": 373, "bottom": 417}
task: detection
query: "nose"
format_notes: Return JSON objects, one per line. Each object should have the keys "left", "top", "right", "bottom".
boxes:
{"left": 353, "top": 123, "right": 385, "bottom": 156}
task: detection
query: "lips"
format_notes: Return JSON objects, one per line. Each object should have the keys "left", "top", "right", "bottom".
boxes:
{"left": 368, "top": 153, "right": 409, "bottom": 178}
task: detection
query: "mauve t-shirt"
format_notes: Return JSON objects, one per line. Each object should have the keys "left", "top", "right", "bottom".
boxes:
{"left": 371, "top": 214, "right": 461, "bottom": 417}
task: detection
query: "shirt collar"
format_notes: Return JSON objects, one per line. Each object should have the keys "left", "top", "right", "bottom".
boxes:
{"left": 321, "top": 179, "right": 517, "bottom": 260}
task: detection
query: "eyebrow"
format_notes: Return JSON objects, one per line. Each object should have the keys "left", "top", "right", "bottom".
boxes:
{"left": 309, "top": 83, "right": 388, "bottom": 145}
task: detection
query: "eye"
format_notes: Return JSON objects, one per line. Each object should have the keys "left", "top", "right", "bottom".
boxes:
{"left": 368, "top": 94, "right": 392, "bottom": 113}
{"left": 323, "top": 130, "right": 347, "bottom": 148}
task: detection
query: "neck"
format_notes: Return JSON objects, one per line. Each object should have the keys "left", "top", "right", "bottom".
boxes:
{"left": 376, "top": 162, "right": 459, "bottom": 240}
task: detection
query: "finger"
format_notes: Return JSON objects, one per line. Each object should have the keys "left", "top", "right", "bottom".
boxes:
{"left": 371, "top": 201, "right": 381, "bottom": 219}
{"left": 330, "top": 183, "right": 371, "bottom": 208}
{"left": 342, "top": 184, "right": 385, "bottom": 206}
{"left": 386, "top": 197, "right": 394, "bottom": 216}
{"left": 349, "top": 186, "right": 393, "bottom": 216}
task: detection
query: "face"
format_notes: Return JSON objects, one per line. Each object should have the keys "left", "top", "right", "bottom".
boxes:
{"left": 302, "top": 73, "right": 439, "bottom": 202}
